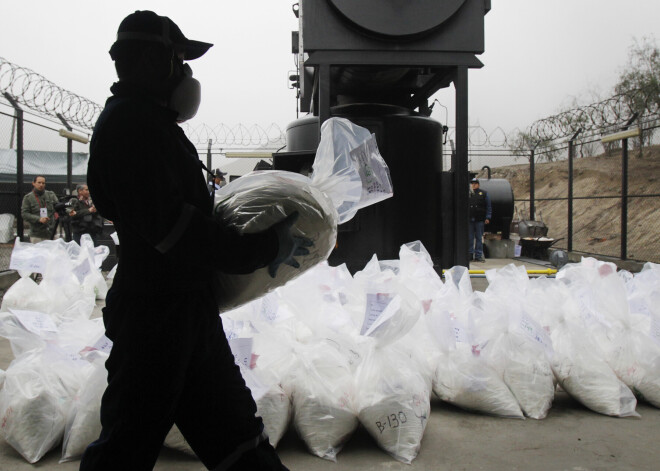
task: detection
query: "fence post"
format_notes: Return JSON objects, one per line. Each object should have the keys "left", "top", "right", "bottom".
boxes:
{"left": 207, "top": 139, "right": 213, "bottom": 182}
{"left": 621, "top": 135, "right": 629, "bottom": 260}
{"left": 529, "top": 147, "right": 535, "bottom": 220}
{"left": 619, "top": 114, "right": 637, "bottom": 260}
{"left": 567, "top": 129, "right": 582, "bottom": 253}
{"left": 4, "top": 92, "right": 25, "bottom": 241}
{"left": 57, "top": 113, "right": 73, "bottom": 193}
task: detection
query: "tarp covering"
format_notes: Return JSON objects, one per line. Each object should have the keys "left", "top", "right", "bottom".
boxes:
{"left": 0, "top": 149, "right": 88, "bottom": 182}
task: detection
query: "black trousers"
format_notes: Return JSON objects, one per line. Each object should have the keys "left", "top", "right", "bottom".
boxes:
{"left": 79, "top": 283, "right": 282, "bottom": 470}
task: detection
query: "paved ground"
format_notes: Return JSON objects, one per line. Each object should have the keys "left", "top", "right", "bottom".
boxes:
{"left": 1, "top": 258, "right": 658, "bottom": 470}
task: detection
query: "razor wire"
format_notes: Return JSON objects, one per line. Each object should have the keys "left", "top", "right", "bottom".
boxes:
{"left": 181, "top": 122, "right": 286, "bottom": 149}
{"left": 527, "top": 86, "right": 659, "bottom": 144}
{"left": 444, "top": 126, "right": 523, "bottom": 149}
{"left": 0, "top": 56, "right": 102, "bottom": 131}
{"left": 3, "top": 55, "right": 657, "bottom": 151}
{"left": 0, "top": 57, "right": 286, "bottom": 148}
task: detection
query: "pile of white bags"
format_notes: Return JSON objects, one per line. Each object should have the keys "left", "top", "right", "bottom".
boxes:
{"left": 0, "top": 236, "right": 111, "bottom": 463}
{"left": 0, "top": 312, "right": 106, "bottom": 463}
{"left": 3, "top": 228, "right": 660, "bottom": 466}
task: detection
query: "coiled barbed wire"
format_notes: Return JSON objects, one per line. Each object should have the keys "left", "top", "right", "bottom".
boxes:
{"left": 527, "top": 86, "right": 659, "bottom": 143}
{"left": 0, "top": 57, "right": 286, "bottom": 147}
{"left": 0, "top": 56, "right": 102, "bottom": 131}
{"left": 181, "top": 122, "right": 286, "bottom": 148}
{"left": 2, "top": 56, "right": 657, "bottom": 151}
{"left": 443, "top": 126, "right": 523, "bottom": 149}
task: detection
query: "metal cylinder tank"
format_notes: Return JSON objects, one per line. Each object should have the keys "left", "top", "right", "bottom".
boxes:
{"left": 281, "top": 104, "right": 444, "bottom": 272}
{"left": 476, "top": 178, "right": 514, "bottom": 238}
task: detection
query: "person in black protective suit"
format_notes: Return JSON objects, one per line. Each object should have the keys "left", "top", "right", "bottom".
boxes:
{"left": 80, "top": 11, "right": 310, "bottom": 471}
{"left": 468, "top": 178, "right": 492, "bottom": 262}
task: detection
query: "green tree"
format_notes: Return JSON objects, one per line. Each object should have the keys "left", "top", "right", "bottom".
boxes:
{"left": 508, "top": 130, "right": 560, "bottom": 163}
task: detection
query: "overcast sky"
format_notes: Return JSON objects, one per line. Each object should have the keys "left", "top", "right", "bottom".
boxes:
{"left": 1, "top": 0, "right": 658, "bottom": 136}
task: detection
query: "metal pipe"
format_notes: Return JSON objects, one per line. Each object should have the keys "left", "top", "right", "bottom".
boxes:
{"left": 57, "top": 113, "right": 73, "bottom": 192}
{"left": 443, "top": 268, "right": 557, "bottom": 275}
{"left": 454, "top": 66, "right": 469, "bottom": 267}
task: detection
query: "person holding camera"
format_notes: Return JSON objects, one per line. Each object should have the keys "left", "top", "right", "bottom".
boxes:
{"left": 68, "top": 184, "right": 104, "bottom": 245}
{"left": 81, "top": 11, "right": 308, "bottom": 471}
{"left": 21, "top": 175, "right": 59, "bottom": 243}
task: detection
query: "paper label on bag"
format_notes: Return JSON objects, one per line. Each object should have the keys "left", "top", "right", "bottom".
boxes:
{"left": 350, "top": 135, "right": 392, "bottom": 197}
{"left": 224, "top": 319, "right": 244, "bottom": 340}
{"left": 650, "top": 314, "right": 660, "bottom": 346}
{"left": 259, "top": 296, "right": 279, "bottom": 322}
{"left": 92, "top": 335, "right": 113, "bottom": 353}
{"left": 46, "top": 343, "right": 87, "bottom": 366}
{"left": 452, "top": 319, "right": 471, "bottom": 344}
{"left": 519, "top": 313, "right": 553, "bottom": 355}
{"left": 73, "top": 258, "right": 92, "bottom": 283}
{"left": 9, "top": 309, "right": 58, "bottom": 335}
{"left": 228, "top": 337, "right": 253, "bottom": 368}
{"left": 9, "top": 250, "right": 48, "bottom": 274}
{"left": 361, "top": 293, "right": 401, "bottom": 336}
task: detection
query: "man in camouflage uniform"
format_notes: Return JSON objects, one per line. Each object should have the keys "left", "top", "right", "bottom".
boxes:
{"left": 21, "top": 175, "right": 59, "bottom": 243}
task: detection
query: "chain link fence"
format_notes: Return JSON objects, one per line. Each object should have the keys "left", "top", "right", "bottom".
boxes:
{"left": 463, "top": 119, "right": 660, "bottom": 264}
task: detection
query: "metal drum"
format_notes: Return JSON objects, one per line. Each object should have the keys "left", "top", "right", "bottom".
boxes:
{"left": 477, "top": 178, "right": 514, "bottom": 239}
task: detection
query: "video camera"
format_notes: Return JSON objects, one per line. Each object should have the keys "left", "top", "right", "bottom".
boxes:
{"left": 54, "top": 194, "right": 77, "bottom": 217}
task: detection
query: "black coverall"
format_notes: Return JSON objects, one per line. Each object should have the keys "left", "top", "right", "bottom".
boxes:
{"left": 80, "top": 81, "right": 282, "bottom": 470}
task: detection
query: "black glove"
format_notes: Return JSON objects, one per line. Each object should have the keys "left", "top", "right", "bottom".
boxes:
{"left": 268, "top": 211, "right": 313, "bottom": 278}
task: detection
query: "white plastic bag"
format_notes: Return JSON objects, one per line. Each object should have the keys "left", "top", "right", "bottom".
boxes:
{"left": 560, "top": 258, "right": 660, "bottom": 408}
{"left": 525, "top": 277, "right": 639, "bottom": 417}
{"left": 0, "top": 348, "right": 84, "bottom": 463}
{"left": 311, "top": 117, "right": 393, "bottom": 224}
{"left": 0, "top": 309, "right": 53, "bottom": 357}
{"left": 426, "top": 300, "right": 523, "bottom": 418}
{"left": 356, "top": 344, "right": 431, "bottom": 464}
{"left": 550, "top": 322, "right": 639, "bottom": 417}
{"left": 213, "top": 170, "right": 338, "bottom": 312}
{"left": 290, "top": 341, "right": 358, "bottom": 461}
{"left": 0, "top": 276, "right": 51, "bottom": 317}
{"left": 256, "top": 383, "right": 291, "bottom": 449}
{"left": 61, "top": 354, "right": 108, "bottom": 462}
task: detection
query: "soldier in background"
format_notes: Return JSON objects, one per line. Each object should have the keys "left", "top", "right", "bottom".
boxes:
{"left": 20, "top": 175, "right": 58, "bottom": 243}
